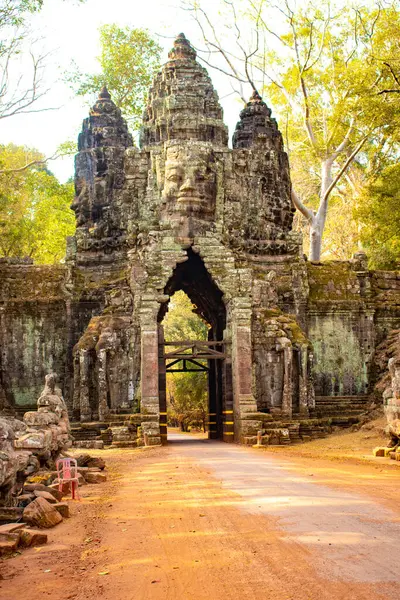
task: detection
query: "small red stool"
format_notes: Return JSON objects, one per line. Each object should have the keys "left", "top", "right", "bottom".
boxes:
{"left": 56, "top": 458, "right": 80, "bottom": 500}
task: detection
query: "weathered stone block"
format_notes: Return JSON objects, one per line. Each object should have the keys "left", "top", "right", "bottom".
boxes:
{"left": 53, "top": 502, "right": 70, "bottom": 518}
{"left": 0, "top": 536, "right": 19, "bottom": 556}
{"left": 240, "top": 420, "right": 263, "bottom": 437}
{"left": 373, "top": 447, "right": 387, "bottom": 457}
{"left": 23, "top": 497, "right": 63, "bottom": 528}
{"left": 84, "top": 471, "right": 107, "bottom": 484}
{"left": 0, "top": 507, "right": 23, "bottom": 522}
{"left": 19, "top": 528, "right": 48, "bottom": 547}
{"left": 34, "top": 490, "right": 58, "bottom": 503}
{"left": 24, "top": 483, "right": 63, "bottom": 501}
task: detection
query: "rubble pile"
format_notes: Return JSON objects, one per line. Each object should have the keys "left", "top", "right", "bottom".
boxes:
{"left": 0, "top": 375, "right": 108, "bottom": 558}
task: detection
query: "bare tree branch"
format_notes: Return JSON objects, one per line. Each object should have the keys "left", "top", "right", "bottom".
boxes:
{"left": 0, "top": 152, "right": 71, "bottom": 175}
{"left": 321, "top": 136, "right": 368, "bottom": 206}
{"left": 291, "top": 188, "right": 314, "bottom": 222}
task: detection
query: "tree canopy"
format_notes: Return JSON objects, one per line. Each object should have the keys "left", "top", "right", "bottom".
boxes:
{"left": 67, "top": 24, "right": 162, "bottom": 130}
{"left": 356, "top": 164, "right": 400, "bottom": 269}
{"left": 0, "top": 144, "right": 75, "bottom": 263}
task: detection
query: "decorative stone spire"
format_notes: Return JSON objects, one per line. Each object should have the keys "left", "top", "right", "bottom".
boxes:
{"left": 232, "top": 90, "right": 283, "bottom": 150}
{"left": 168, "top": 32, "right": 197, "bottom": 62}
{"left": 140, "top": 34, "right": 229, "bottom": 147}
{"left": 99, "top": 85, "right": 111, "bottom": 100}
{"left": 78, "top": 87, "right": 133, "bottom": 151}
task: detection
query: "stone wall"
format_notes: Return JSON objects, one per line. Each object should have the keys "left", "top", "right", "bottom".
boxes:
{"left": 0, "top": 263, "right": 68, "bottom": 410}
{"left": 0, "top": 262, "right": 101, "bottom": 411}
{"left": 307, "top": 260, "right": 400, "bottom": 396}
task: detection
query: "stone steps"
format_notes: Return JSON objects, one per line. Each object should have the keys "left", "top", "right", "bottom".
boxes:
{"left": 313, "top": 395, "right": 373, "bottom": 422}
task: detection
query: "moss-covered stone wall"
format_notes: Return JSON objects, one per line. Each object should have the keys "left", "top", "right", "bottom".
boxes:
{"left": 307, "top": 261, "right": 400, "bottom": 396}
{"left": 0, "top": 263, "right": 100, "bottom": 411}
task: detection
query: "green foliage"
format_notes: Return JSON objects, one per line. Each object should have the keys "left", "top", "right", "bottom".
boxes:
{"left": 67, "top": 24, "right": 161, "bottom": 130}
{"left": 258, "top": 0, "right": 400, "bottom": 258}
{"left": 167, "top": 371, "right": 208, "bottom": 432}
{"left": 163, "top": 291, "right": 209, "bottom": 431}
{"left": 0, "top": 144, "right": 75, "bottom": 263}
{"left": 163, "top": 290, "right": 209, "bottom": 342}
{"left": 356, "top": 164, "right": 400, "bottom": 269}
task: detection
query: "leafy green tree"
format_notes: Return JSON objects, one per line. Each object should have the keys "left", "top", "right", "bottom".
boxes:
{"left": 67, "top": 25, "right": 161, "bottom": 130}
{"left": 356, "top": 164, "right": 400, "bottom": 269}
{"left": 163, "top": 291, "right": 209, "bottom": 431}
{"left": 168, "top": 372, "right": 208, "bottom": 432}
{"left": 0, "top": 144, "right": 75, "bottom": 262}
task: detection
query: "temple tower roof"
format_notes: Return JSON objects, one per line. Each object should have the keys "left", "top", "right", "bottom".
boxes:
{"left": 140, "top": 34, "right": 229, "bottom": 147}
{"left": 78, "top": 86, "right": 133, "bottom": 151}
{"left": 232, "top": 90, "right": 283, "bottom": 150}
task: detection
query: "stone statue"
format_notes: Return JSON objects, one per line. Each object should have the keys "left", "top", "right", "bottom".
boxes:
{"left": 15, "top": 373, "right": 72, "bottom": 460}
{"left": 37, "top": 373, "right": 68, "bottom": 421}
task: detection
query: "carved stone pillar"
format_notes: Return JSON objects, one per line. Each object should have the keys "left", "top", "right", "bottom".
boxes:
{"left": 280, "top": 339, "right": 293, "bottom": 417}
{"left": 298, "top": 345, "right": 310, "bottom": 416}
{"left": 98, "top": 349, "right": 110, "bottom": 422}
{"left": 79, "top": 349, "right": 91, "bottom": 422}
{"left": 231, "top": 300, "right": 259, "bottom": 442}
{"left": 140, "top": 300, "right": 161, "bottom": 445}
{"left": 72, "top": 355, "right": 81, "bottom": 421}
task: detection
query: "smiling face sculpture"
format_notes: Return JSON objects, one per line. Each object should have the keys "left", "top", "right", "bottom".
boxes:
{"left": 160, "top": 142, "right": 217, "bottom": 219}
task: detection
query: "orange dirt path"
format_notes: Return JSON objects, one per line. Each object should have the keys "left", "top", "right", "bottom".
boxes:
{"left": 1, "top": 434, "right": 400, "bottom": 600}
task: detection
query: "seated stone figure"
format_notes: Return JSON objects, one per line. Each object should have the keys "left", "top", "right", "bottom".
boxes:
{"left": 37, "top": 373, "right": 68, "bottom": 421}
{"left": 15, "top": 374, "right": 72, "bottom": 461}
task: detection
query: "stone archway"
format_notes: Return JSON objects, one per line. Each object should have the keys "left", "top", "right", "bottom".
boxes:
{"left": 156, "top": 249, "right": 233, "bottom": 443}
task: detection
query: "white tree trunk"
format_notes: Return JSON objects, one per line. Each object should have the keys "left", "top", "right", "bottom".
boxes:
{"left": 309, "top": 158, "right": 334, "bottom": 261}
{"left": 309, "top": 222, "right": 323, "bottom": 261}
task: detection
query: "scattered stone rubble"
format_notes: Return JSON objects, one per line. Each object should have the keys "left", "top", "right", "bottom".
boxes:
{"left": 0, "top": 375, "right": 108, "bottom": 558}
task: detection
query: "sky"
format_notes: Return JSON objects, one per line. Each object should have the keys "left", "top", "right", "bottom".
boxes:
{"left": 1, "top": 0, "right": 252, "bottom": 182}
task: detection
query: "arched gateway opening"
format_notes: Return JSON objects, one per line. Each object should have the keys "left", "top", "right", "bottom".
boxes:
{"left": 157, "top": 249, "right": 234, "bottom": 443}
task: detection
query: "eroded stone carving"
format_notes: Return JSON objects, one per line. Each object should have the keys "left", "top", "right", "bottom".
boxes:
{"left": 159, "top": 142, "right": 217, "bottom": 218}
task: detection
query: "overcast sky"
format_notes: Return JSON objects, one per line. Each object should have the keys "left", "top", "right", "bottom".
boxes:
{"left": 1, "top": 0, "right": 251, "bottom": 181}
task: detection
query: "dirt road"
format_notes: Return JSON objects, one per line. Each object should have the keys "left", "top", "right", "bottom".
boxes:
{"left": 2, "top": 434, "right": 400, "bottom": 600}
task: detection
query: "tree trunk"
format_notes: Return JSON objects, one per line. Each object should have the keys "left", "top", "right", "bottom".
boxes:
{"left": 309, "top": 222, "right": 323, "bottom": 261}
{"left": 309, "top": 158, "right": 333, "bottom": 261}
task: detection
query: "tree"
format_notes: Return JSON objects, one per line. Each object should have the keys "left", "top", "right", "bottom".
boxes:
{"left": 187, "top": 0, "right": 400, "bottom": 260}
{"left": 0, "top": 1, "right": 86, "bottom": 121}
{"left": 163, "top": 291, "right": 209, "bottom": 431}
{"left": 66, "top": 25, "right": 161, "bottom": 130}
{"left": 168, "top": 371, "right": 208, "bottom": 432}
{"left": 0, "top": 144, "right": 75, "bottom": 262}
{"left": 355, "top": 163, "right": 400, "bottom": 269}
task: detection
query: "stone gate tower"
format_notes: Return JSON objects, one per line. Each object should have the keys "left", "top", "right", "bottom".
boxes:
{"left": 69, "top": 34, "right": 314, "bottom": 445}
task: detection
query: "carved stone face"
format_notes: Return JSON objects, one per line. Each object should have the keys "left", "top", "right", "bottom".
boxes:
{"left": 161, "top": 143, "right": 216, "bottom": 217}
{"left": 71, "top": 179, "right": 90, "bottom": 227}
